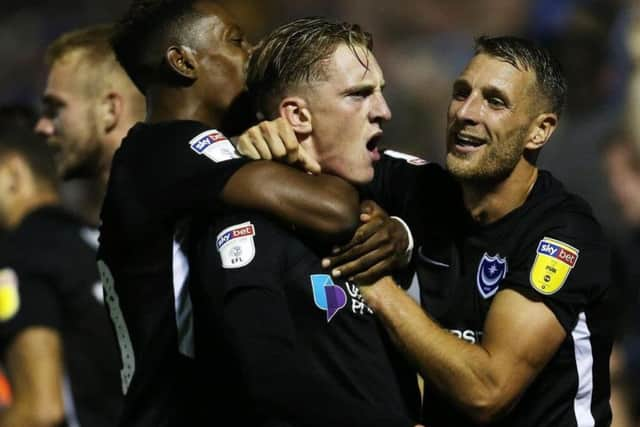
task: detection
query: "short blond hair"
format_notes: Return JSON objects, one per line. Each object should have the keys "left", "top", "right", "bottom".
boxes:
{"left": 46, "top": 24, "right": 145, "bottom": 115}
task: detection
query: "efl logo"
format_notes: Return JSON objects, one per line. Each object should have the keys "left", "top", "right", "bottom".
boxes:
{"left": 216, "top": 224, "right": 255, "bottom": 249}
{"left": 536, "top": 239, "right": 578, "bottom": 267}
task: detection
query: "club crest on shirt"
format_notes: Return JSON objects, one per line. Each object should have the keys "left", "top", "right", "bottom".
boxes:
{"left": 530, "top": 237, "right": 579, "bottom": 295}
{"left": 310, "top": 274, "right": 347, "bottom": 322}
{"left": 216, "top": 222, "right": 256, "bottom": 269}
{"left": 476, "top": 253, "right": 507, "bottom": 299}
{"left": 188, "top": 129, "right": 240, "bottom": 162}
{"left": 0, "top": 268, "right": 20, "bottom": 321}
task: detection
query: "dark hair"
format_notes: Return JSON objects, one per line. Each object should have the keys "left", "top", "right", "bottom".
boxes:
{"left": 247, "top": 17, "right": 373, "bottom": 118}
{"left": 475, "top": 35, "right": 567, "bottom": 117}
{"left": 112, "top": 0, "right": 205, "bottom": 94}
{"left": 0, "top": 123, "right": 58, "bottom": 188}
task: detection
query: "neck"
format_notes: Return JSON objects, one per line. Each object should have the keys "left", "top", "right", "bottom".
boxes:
{"left": 146, "top": 88, "right": 222, "bottom": 128}
{"left": 461, "top": 158, "right": 538, "bottom": 225}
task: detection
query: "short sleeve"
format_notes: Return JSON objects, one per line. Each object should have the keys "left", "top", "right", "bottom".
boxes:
{"left": 0, "top": 265, "right": 61, "bottom": 351}
{"left": 502, "top": 218, "right": 611, "bottom": 333}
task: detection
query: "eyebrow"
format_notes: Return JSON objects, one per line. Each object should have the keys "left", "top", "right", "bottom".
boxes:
{"left": 341, "top": 81, "right": 385, "bottom": 95}
{"left": 41, "top": 94, "right": 64, "bottom": 107}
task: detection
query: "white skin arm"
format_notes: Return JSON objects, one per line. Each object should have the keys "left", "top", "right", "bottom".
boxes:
{"left": 360, "top": 277, "right": 566, "bottom": 424}
{"left": 0, "top": 327, "right": 65, "bottom": 427}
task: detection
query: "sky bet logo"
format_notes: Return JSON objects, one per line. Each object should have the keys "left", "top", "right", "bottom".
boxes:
{"left": 190, "top": 129, "right": 228, "bottom": 154}
{"left": 536, "top": 239, "right": 578, "bottom": 267}
{"left": 216, "top": 224, "right": 255, "bottom": 249}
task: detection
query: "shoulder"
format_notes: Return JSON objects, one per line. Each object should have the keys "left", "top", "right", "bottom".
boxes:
{"left": 209, "top": 209, "right": 304, "bottom": 271}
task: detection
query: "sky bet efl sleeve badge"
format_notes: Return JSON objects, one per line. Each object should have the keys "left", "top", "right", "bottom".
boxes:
{"left": 530, "top": 237, "right": 579, "bottom": 295}
{"left": 216, "top": 222, "right": 256, "bottom": 269}
{"left": 0, "top": 268, "right": 20, "bottom": 321}
{"left": 189, "top": 129, "right": 240, "bottom": 163}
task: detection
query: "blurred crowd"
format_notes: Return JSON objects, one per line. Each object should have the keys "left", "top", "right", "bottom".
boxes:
{"left": 0, "top": 0, "right": 639, "bottom": 425}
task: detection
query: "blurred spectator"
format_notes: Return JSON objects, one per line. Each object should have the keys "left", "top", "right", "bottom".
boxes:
{"left": 0, "top": 115, "right": 122, "bottom": 426}
{"left": 601, "top": 129, "right": 640, "bottom": 427}
{"left": 34, "top": 24, "right": 145, "bottom": 225}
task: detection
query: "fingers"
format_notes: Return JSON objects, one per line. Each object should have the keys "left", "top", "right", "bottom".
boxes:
{"left": 236, "top": 131, "right": 261, "bottom": 159}
{"left": 297, "top": 146, "right": 321, "bottom": 174}
{"left": 235, "top": 118, "right": 301, "bottom": 164}
{"left": 276, "top": 117, "right": 300, "bottom": 164}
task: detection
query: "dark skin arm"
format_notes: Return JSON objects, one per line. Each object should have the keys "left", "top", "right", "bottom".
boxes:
{"left": 221, "top": 160, "right": 361, "bottom": 240}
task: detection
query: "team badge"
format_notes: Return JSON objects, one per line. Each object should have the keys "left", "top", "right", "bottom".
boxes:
{"left": 310, "top": 274, "right": 347, "bottom": 322}
{"left": 530, "top": 237, "right": 579, "bottom": 295}
{"left": 216, "top": 222, "right": 256, "bottom": 269}
{"left": 188, "top": 129, "right": 240, "bottom": 162}
{"left": 0, "top": 268, "right": 20, "bottom": 321}
{"left": 383, "top": 149, "right": 428, "bottom": 165}
{"left": 476, "top": 253, "right": 507, "bottom": 299}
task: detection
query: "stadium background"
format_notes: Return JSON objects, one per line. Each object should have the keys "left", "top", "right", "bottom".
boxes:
{"left": 1, "top": 0, "right": 637, "bottom": 236}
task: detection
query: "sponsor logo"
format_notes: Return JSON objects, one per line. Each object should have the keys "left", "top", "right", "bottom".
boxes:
{"left": 216, "top": 222, "right": 256, "bottom": 269}
{"left": 449, "top": 328, "right": 483, "bottom": 344}
{"left": 188, "top": 129, "right": 240, "bottom": 162}
{"left": 530, "top": 237, "right": 579, "bottom": 295}
{"left": 0, "top": 268, "right": 19, "bottom": 321}
{"left": 310, "top": 274, "right": 347, "bottom": 322}
{"left": 476, "top": 253, "right": 507, "bottom": 299}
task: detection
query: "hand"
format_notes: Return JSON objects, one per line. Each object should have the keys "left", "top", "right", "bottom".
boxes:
{"left": 236, "top": 117, "right": 321, "bottom": 174}
{"left": 321, "top": 200, "right": 409, "bottom": 284}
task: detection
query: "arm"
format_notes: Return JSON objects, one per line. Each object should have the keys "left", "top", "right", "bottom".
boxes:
{"left": 360, "top": 277, "right": 565, "bottom": 423}
{"left": 0, "top": 327, "right": 65, "bottom": 427}
{"left": 222, "top": 161, "right": 360, "bottom": 239}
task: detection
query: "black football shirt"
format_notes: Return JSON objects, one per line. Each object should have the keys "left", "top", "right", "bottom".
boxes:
{"left": 0, "top": 206, "right": 122, "bottom": 427}
{"left": 97, "top": 121, "right": 248, "bottom": 427}
{"left": 367, "top": 153, "right": 613, "bottom": 427}
{"left": 192, "top": 208, "right": 422, "bottom": 427}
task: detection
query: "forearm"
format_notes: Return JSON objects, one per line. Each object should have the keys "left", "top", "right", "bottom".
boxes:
{"left": 222, "top": 161, "right": 360, "bottom": 238}
{"left": 361, "top": 278, "right": 513, "bottom": 422}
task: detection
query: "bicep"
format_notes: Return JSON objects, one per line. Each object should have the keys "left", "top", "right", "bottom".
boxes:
{"left": 482, "top": 289, "right": 566, "bottom": 403}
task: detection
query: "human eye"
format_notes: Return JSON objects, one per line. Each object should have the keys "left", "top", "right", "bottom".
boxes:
{"left": 487, "top": 97, "right": 506, "bottom": 108}
{"left": 349, "top": 87, "right": 374, "bottom": 99}
{"left": 452, "top": 83, "right": 469, "bottom": 101}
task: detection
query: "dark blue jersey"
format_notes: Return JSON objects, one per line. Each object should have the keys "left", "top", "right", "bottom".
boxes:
{"left": 97, "top": 121, "right": 248, "bottom": 427}
{"left": 0, "top": 206, "right": 122, "bottom": 427}
{"left": 192, "top": 208, "right": 422, "bottom": 427}
{"left": 369, "top": 152, "right": 614, "bottom": 427}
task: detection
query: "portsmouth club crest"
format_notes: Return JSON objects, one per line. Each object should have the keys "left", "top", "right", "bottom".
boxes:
{"left": 476, "top": 253, "right": 508, "bottom": 299}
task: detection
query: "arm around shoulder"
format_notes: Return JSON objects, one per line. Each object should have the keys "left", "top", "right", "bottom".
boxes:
{"left": 222, "top": 161, "right": 360, "bottom": 238}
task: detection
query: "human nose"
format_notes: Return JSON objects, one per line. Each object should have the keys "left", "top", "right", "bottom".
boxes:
{"left": 372, "top": 92, "right": 392, "bottom": 122}
{"left": 454, "top": 93, "right": 481, "bottom": 124}
{"left": 34, "top": 117, "right": 54, "bottom": 137}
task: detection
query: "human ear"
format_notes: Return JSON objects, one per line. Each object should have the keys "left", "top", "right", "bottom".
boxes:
{"left": 166, "top": 45, "right": 198, "bottom": 81}
{"left": 101, "top": 92, "right": 123, "bottom": 133}
{"left": 279, "top": 97, "right": 312, "bottom": 135}
{"left": 526, "top": 113, "right": 557, "bottom": 150}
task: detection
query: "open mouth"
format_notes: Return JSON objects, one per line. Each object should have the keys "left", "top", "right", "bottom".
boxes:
{"left": 367, "top": 133, "right": 381, "bottom": 152}
{"left": 455, "top": 133, "right": 485, "bottom": 147}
